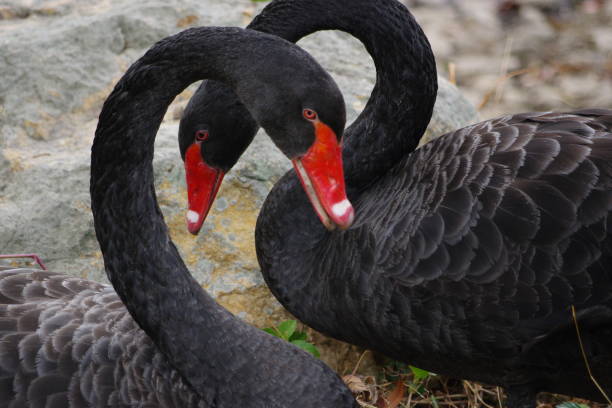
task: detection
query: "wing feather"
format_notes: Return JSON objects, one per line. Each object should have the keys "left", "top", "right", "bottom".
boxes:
{"left": 367, "top": 110, "right": 612, "bottom": 353}
{"left": 0, "top": 269, "right": 201, "bottom": 407}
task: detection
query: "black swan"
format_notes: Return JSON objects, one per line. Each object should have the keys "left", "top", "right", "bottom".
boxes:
{"left": 0, "top": 26, "right": 358, "bottom": 407}
{"left": 179, "top": 0, "right": 612, "bottom": 406}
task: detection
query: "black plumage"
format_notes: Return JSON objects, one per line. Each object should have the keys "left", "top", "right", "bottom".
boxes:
{"left": 180, "top": 1, "right": 612, "bottom": 406}
{"left": 1, "top": 27, "right": 357, "bottom": 407}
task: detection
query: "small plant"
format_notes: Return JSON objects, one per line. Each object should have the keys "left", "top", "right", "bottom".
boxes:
{"left": 556, "top": 403, "right": 591, "bottom": 408}
{"left": 263, "top": 320, "right": 321, "bottom": 358}
{"left": 409, "top": 365, "right": 431, "bottom": 382}
{"left": 404, "top": 364, "right": 434, "bottom": 398}
{"left": 382, "top": 360, "right": 436, "bottom": 405}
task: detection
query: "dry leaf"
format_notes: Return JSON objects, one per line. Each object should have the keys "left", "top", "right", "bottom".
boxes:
{"left": 343, "top": 375, "right": 370, "bottom": 394}
{"left": 177, "top": 15, "right": 198, "bottom": 28}
{"left": 386, "top": 379, "right": 406, "bottom": 408}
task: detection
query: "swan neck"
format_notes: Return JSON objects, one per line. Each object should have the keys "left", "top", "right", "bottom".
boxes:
{"left": 255, "top": 1, "right": 437, "bottom": 330}
{"left": 90, "top": 27, "right": 275, "bottom": 397}
{"left": 252, "top": 0, "right": 437, "bottom": 186}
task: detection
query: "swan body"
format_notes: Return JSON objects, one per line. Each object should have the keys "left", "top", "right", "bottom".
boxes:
{"left": 0, "top": 267, "right": 200, "bottom": 407}
{"left": 259, "top": 109, "right": 612, "bottom": 406}
{"left": 0, "top": 26, "right": 357, "bottom": 407}
{"left": 180, "top": 0, "right": 612, "bottom": 406}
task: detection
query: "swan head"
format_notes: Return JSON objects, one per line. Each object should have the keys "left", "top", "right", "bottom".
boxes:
{"left": 179, "top": 80, "right": 258, "bottom": 234}
{"left": 179, "top": 42, "right": 354, "bottom": 234}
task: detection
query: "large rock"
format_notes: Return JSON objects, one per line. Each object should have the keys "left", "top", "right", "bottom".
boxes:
{"left": 0, "top": 0, "right": 477, "bottom": 372}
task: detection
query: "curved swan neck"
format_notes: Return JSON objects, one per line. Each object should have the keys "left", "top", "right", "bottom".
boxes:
{"left": 90, "top": 27, "right": 296, "bottom": 397}
{"left": 255, "top": 1, "right": 437, "bottom": 329}
{"left": 251, "top": 0, "right": 438, "bottom": 187}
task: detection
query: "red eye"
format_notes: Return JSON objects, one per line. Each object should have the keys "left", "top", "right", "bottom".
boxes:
{"left": 303, "top": 109, "right": 317, "bottom": 121}
{"left": 195, "top": 130, "right": 209, "bottom": 141}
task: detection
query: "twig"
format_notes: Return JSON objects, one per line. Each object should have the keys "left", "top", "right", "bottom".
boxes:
{"left": 411, "top": 400, "right": 467, "bottom": 406}
{"left": 494, "top": 36, "right": 515, "bottom": 105}
{"left": 352, "top": 350, "right": 370, "bottom": 375}
{"left": 441, "top": 379, "right": 460, "bottom": 408}
{"left": 474, "top": 383, "right": 495, "bottom": 408}
{"left": 448, "top": 62, "right": 456, "bottom": 86}
{"left": 496, "top": 387, "right": 503, "bottom": 408}
{"left": 571, "top": 305, "right": 612, "bottom": 405}
{"left": 406, "top": 388, "right": 414, "bottom": 408}
{"left": 477, "top": 68, "right": 535, "bottom": 110}
{"left": 0, "top": 253, "right": 47, "bottom": 270}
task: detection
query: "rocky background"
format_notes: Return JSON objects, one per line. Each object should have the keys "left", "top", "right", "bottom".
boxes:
{"left": 0, "top": 0, "right": 610, "bottom": 377}
{"left": 412, "top": 0, "right": 612, "bottom": 119}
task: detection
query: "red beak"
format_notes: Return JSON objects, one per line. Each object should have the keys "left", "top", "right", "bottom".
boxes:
{"left": 292, "top": 121, "right": 354, "bottom": 231}
{"left": 184, "top": 142, "right": 225, "bottom": 235}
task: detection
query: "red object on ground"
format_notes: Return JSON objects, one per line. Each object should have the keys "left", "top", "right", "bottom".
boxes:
{"left": 0, "top": 254, "right": 47, "bottom": 270}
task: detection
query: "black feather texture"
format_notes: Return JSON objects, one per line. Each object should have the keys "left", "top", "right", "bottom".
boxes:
{"left": 1, "top": 27, "right": 358, "bottom": 407}
{"left": 260, "top": 110, "right": 612, "bottom": 408}
{"left": 170, "top": 1, "right": 612, "bottom": 406}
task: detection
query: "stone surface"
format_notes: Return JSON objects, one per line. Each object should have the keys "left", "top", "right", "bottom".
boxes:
{"left": 0, "top": 0, "right": 477, "bottom": 372}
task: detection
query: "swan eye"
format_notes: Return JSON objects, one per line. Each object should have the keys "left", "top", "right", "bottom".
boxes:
{"left": 195, "top": 130, "right": 209, "bottom": 141}
{"left": 303, "top": 109, "right": 317, "bottom": 121}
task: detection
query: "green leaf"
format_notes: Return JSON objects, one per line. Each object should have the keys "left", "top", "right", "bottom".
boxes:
{"left": 277, "top": 320, "right": 297, "bottom": 340}
{"left": 291, "top": 340, "right": 321, "bottom": 358}
{"left": 409, "top": 365, "right": 430, "bottom": 382}
{"left": 430, "top": 394, "right": 439, "bottom": 408}
{"left": 289, "top": 331, "right": 307, "bottom": 342}
{"left": 262, "top": 327, "right": 279, "bottom": 337}
{"left": 556, "top": 403, "right": 591, "bottom": 408}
